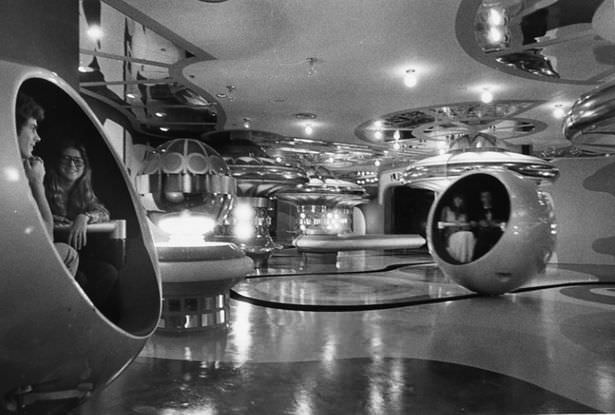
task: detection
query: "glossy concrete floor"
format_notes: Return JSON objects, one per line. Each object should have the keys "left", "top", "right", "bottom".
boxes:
{"left": 75, "top": 250, "right": 615, "bottom": 414}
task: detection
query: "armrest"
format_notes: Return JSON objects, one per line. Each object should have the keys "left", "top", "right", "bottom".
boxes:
{"left": 54, "top": 219, "right": 126, "bottom": 239}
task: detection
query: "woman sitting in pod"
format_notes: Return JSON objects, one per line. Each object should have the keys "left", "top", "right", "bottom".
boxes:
{"left": 45, "top": 141, "right": 118, "bottom": 316}
{"left": 438, "top": 194, "right": 476, "bottom": 263}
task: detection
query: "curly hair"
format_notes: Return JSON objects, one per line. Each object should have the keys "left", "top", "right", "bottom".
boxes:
{"left": 16, "top": 93, "right": 44, "bottom": 134}
{"left": 45, "top": 142, "right": 108, "bottom": 220}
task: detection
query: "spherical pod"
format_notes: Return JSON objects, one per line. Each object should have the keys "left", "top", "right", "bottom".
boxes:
{"left": 427, "top": 169, "right": 556, "bottom": 295}
{"left": 0, "top": 61, "right": 161, "bottom": 413}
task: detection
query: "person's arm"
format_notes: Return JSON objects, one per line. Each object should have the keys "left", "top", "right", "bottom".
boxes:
{"left": 24, "top": 157, "right": 53, "bottom": 237}
{"left": 84, "top": 200, "right": 110, "bottom": 223}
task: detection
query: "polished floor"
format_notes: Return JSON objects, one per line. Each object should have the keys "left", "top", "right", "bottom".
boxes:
{"left": 75, "top": 250, "right": 615, "bottom": 414}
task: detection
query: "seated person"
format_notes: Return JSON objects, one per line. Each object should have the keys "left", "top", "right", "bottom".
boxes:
{"left": 439, "top": 194, "right": 475, "bottom": 263}
{"left": 472, "top": 190, "right": 506, "bottom": 260}
{"left": 16, "top": 93, "right": 79, "bottom": 275}
{"left": 45, "top": 141, "right": 118, "bottom": 316}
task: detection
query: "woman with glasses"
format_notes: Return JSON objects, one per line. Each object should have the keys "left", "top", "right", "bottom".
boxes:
{"left": 45, "top": 141, "right": 117, "bottom": 317}
{"left": 45, "top": 142, "right": 110, "bottom": 250}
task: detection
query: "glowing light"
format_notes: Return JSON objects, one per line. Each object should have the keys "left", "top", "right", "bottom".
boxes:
{"left": 393, "top": 129, "right": 401, "bottom": 140}
{"left": 234, "top": 203, "right": 254, "bottom": 221}
{"left": 78, "top": 66, "right": 94, "bottom": 73}
{"left": 486, "top": 8, "right": 505, "bottom": 26}
{"left": 159, "top": 127, "right": 170, "bottom": 132}
{"left": 480, "top": 89, "right": 494, "bottom": 104}
{"left": 552, "top": 105, "right": 566, "bottom": 119}
{"left": 158, "top": 212, "right": 215, "bottom": 246}
{"left": 243, "top": 118, "right": 251, "bottom": 129}
{"left": 126, "top": 93, "right": 136, "bottom": 99}
{"left": 392, "top": 141, "right": 401, "bottom": 150}
{"left": 404, "top": 69, "right": 418, "bottom": 88}
{"left": 154, "top": 112, "right": 166, "bottom": 118}
{"left": 86, "top": 25, "right": 104, "bottom": 40}
{"left": 374, "top": 160, "right": 381, "bottom": 167}
{"left": 374, "top": 131, "right": 383, "bottom": 140}
{"left": 373, "top": 120, "right": 384, "bottom": 129}
{"left": 304, "top": 124, "right": 313, "bottom": 136}
{"left": 486, "top": 27, "right": 505, "bottom": 44}
{"left": 234, "top": 224, "right": 254, "bottom": 241}
{"left": 275, "top": 156, "right": 282, "bottom": 163}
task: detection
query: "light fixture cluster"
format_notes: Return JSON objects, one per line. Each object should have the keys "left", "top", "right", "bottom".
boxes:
{"left": 476, "top": 5, "right": 510, "bottom": 51}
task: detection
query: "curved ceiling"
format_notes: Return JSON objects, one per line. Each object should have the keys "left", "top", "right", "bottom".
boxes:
{"left": 106, "top": 0, "right": 613, "bottom": 158}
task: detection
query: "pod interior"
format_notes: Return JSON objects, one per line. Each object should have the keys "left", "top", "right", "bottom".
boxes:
{"left": 18, "top": 78, "right": 160, "bottom": 336}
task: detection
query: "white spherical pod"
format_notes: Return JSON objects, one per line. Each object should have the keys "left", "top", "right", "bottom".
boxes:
{"left": 427, "top": 169, "right": 556, "bottom": 295}
{"left": 0, "top": 61, "right": 161, "bottom": 413}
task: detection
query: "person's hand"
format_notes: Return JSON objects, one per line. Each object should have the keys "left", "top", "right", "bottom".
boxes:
{"left": 68, "top": 214, "right": 88, "bottom": 250}
{"left": 23, "top": 156, "right": 45, "bottom": 185}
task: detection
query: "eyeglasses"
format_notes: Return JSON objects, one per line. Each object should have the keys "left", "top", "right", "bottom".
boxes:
{"left": 59, "top": 155, "right": 85, "bottom": 168}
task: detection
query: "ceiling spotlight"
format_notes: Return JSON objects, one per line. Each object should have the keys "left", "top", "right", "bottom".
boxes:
{"left": 480, "top": 89, "right": 494, "bottom": 104}
{"left": 154, "top": 111, "right": 166, "bottom": 118}
{"left": 275, "top": 157, "right": 282, "bottom": 163}
{"left": 86, "top": 25, "right": 104, "bottom": 41}
{"left": 78, "top": 65, "right": 94, "bottom": 73}
{"left": 374, "top": 131, "right": 383, "bottom": 140}
{"left": 393, "top": 129, "right": 401, "bottom": 140}
{"left": 374, "top": 160, "right": 381, "bottom": 167}
{"left": 327, "top": 157, "right": 334, "bottom": 163}
{"left": 243, "top": 118, "right": 251, "bottom": 129}
{"left": 304, "top": 124, "right": 313, "bottom": 136}
{"left": 126, "top": 93, "right": 136, "bottom": 99}
{"left": 373, "top": 120, "right": 384, "bottom": 129}
{"left": 159, "top": 127, "right": 170, "bottom": 132}
{"left": 393, "top": 141, "right": 401, "bottom": 150}
{"left": 552, "top": 104, "right": 566, "bottom": 119}
{"left": 486, "top": 7, "right": 505, "bottom": 26}
{"left": 486, "top": 27, "right": 505, "bottom": 44}
{"left": 404, "top": 69, "right": 418, "bottom": 88}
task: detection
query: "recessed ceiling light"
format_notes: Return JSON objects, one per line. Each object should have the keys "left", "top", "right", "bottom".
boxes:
{"left": 393, "top": 141, "right": 401, "bottom": 150}
{"left": 404, "top": 69, "right": 418, "bottom": 88}
{"left": 374, "top": 131, "right": 383, "bottom": 140}
{"left": 86, "top": 25, "right": 104, "bottom": 40}
{"left": 78, "top": 66, "right": 94, "bottom": 73}
{"left": 159, "top": 127, "right": 169, "bottom": 132}
{"left": 552, "top": 104, "right": 566, "bottom": 119}
{"left": 373, "top": 120, "right": 384, "bottom": 129}
{"left": 304, "top": 124, "right": 314, "bottom": 136}
{"left": 275, "top": 157, "right": 282, "bottom": 163}
{"left": 374, "top": 160, "right": 381, "bottom": 167}
{"left": 154, "top": 112, "right": 166, "bottom": 118}
{"left": 243, "top": 118, "right": 251, "bottom": 129}
{"left": 480, "top": 89, "right": 494, "bottom": 104}
{"left": 126, "top": 93, "right": 137, "bottom": 99}
{"left": 393, "top": 129, "right": 401, "bottom": 140}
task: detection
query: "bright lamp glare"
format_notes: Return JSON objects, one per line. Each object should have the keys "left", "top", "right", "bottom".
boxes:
{"left": 480, "top": 90, "right": 494, "bottom": 104}
{"left": 404, "top": 70, "right": 418, "bottom": 88}
{"left": 304, "top": 124, "right": 313, "bottom": 136}
{"left": 234, "top": 203, "right": 254, "bottom": 221}
{"left": 374, "top": 131, "right": 384, "bottom": 140}
{"left": 486, "top": 27, "right": 505, "bottom": 44}
{"left": 158, "top": 212, "right": 215, "bottom": 246}
{"left": 487, "top": 8, "right": 505, "bottom": 26}
{"left": 234, "top": 224, "right": 254, "bottom": 241}
{"left": 86, "top": 25, "right": 104, "bottom": 40}
{"left": 552, "top": 106, "right": 566, "bottom": 119}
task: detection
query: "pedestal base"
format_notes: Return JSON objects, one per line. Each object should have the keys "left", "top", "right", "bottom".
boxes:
{"left": 156, "top": 242, "right": 253, "bottom": 333}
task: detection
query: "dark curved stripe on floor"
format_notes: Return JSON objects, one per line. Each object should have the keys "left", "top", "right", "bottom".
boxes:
{"left": 231, "top": 280, "right": 615, "bottom": 312}
{"left": 511, "top": 280, "right": 615, "bottom": 294}
{"left": 245, "top": 261, "right": 435, "bottom": 279}
{"left": 229, "top": 289, "right": 478, "bottom": 311}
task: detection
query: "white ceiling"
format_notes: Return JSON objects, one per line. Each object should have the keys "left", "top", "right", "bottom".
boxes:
{"left": 119, "top": 0, "right": 601, "bottom": 150}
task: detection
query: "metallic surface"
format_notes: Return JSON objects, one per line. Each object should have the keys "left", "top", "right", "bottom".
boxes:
{"left": 427, "top": 170, "right": 556, "bottom": 295}
{"left": 564, "top": 82, "right": 615, "bottom": 149}
{"left": 0, "top": 61, "right": 161, "bottom": 414}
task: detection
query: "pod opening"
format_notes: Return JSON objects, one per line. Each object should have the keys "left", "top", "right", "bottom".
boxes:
{"left": 17, "top": 78, "right": 160, "bottom": 336}
{"left": 431, "top": 173, "right": 510, "bottom": 264}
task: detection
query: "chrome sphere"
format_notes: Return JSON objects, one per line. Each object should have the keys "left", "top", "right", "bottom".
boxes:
{"left": 138, "top": 138, "right": 236, "bottom": 225}
{"left": 427, "top": 169, "right": 556, "bottom": 295}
